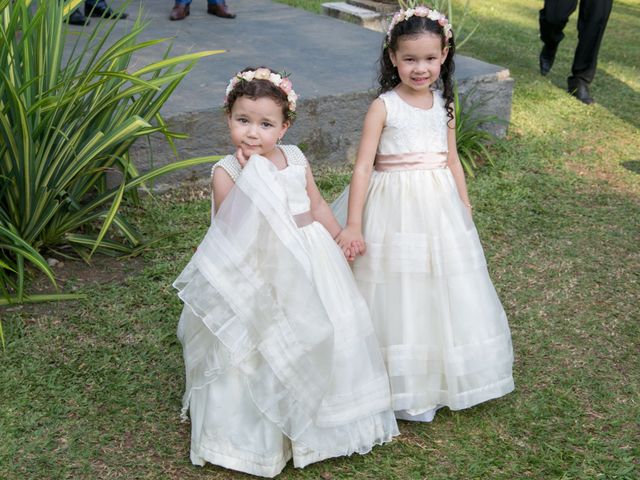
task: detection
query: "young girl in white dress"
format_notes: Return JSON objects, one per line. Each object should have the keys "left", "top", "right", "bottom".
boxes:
{"left": 174, "top": 67, "right": 398, "bottom": 477}
{"left": 333, "top": 5, "right": 514, "bottom": 422}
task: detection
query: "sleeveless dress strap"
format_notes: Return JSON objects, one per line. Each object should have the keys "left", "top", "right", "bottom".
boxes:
{"left": 280, "top": 144, "right": 308, "bottom": 167}
{"left": 211, "top": 155, "right": 242, "bottom": 182}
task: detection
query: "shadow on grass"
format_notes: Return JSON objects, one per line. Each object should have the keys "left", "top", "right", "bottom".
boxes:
{"left": 591, "top": 69, "right": 640, "bottom": 130}
{"left": 621, "top": 160, "right": 640, "bottom": 175}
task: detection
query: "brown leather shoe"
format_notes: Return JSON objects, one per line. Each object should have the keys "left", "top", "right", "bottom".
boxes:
{"left": 207, "top": 3, "right": 236, "bottom": 18}
{"left": 169, "top": 4, "right": 190, "bottom": 21}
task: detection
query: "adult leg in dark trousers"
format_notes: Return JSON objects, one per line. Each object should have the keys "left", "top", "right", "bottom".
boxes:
{"left": 539, "top": 0, "right": 613, "bottom": 104}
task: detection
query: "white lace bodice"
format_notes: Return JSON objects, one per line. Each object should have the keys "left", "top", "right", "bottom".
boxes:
{"left": 275, "top": 145, "right": 310, "bottom": 216}
{"left": 212, "top": 145, "right": 310, "bottom": 216}
{"left": 377, "top": 89, "right": 449, "bottom": 155}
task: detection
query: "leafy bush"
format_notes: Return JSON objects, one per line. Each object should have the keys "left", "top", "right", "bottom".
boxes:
{"left": 454, "top": 83, "right": 505, "bottom": 177}
{"left": 0, "top": 0, "right": 222, "bottom": 316}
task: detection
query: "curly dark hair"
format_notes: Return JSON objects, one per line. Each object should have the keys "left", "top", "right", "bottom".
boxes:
{"left": 378, "top": 16, "right": 456, "bottom": 126}
{"left": 223, "top": 66, "right": 295, "bottom": 122}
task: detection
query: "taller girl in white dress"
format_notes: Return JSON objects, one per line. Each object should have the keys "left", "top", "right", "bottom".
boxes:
{"left": 333, "top": 5, "right": 514, "bottom": 422}
{"left": 174, "top": 67, "right": 398, "bottom": 477}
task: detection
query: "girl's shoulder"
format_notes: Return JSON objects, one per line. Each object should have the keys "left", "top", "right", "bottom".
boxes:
{"left": 377, "top": 89, "right": 397, "bottom": 107}
{"left": 211, "top": 154, "right": 242, "bottom": 182}
{"left": 375, "top": 90, "right": 398, "bottom": 120}
{"left": 279, "top": 144, "right": 308, "bottom": 167}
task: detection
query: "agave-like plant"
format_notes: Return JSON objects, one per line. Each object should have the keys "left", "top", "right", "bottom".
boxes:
{"left": 454, "top": 83, "right": 505, "bottom": 177}
{"left": 0, "top": 0, "right": 223, "bottom": 326}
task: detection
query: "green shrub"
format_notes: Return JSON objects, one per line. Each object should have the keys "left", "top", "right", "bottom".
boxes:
{"left": 0, "top": 0, "right": 222, "bottom": 315}
{"left": 454, "top": 83, "right": 504, "bottom": 177}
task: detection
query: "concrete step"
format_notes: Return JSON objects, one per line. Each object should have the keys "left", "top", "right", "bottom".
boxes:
{"left": 321, "top": 2, "right": 386, "bottom": 31}
{"left": 347, "top": 0, "right": 398, "bottom": 14}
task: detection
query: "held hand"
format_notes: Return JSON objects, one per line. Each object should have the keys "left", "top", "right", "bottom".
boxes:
{"left": 350, "top": 239, "right": 365, "bottom": 257}
{"left": 236, "top": 147, "right": 248, "bottom": 168}
{"left": 341, "top": 244, "right": 356, "bottom": 263}
{"left": 336, "top": 225, "right": 366, "bottom": 256}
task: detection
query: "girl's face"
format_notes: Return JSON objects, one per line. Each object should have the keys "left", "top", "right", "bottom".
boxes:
{"left": 227, "top": 96, "right": 289, "bottom": 159}
{"left": 389, "top": 32, "right": 448, "bottom": 95}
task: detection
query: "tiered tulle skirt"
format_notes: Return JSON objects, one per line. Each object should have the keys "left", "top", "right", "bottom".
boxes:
{"left": 332, "top": 167, "right": 514, "bottom": 416}
{"left": 174, "top": 157, "right": 398, "bottom": 477}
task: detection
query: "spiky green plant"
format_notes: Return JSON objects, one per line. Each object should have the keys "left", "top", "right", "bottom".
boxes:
{"left": 0, "top": 0, "right": 222, "bottom": 317}
{"left": 454, "top": 83, "right": 504, "bottom": 177}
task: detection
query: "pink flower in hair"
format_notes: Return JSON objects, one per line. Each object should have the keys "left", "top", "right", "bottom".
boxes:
{"left": 223, "top": 68, "right": 299, "bottom": 118}
{"left": 279, "top": 78, "right": 293, "bottom": 94}
{"left": 386, "top": 6, "right": 453, "bottom": 46}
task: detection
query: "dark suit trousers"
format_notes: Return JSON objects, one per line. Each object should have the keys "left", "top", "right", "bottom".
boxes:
{"left": 539, "top": 0, "right": 612, "bottom": 85}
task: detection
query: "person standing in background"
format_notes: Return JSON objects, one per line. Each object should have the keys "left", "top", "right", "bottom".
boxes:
{"left": 170, "top": 0, "right": 235, "bottom": 21}
{"left": 538, "top": 0, "right": 613, "bottom": 104}
{"left": 67, "top": 1, "right": 128, "bottom": 26}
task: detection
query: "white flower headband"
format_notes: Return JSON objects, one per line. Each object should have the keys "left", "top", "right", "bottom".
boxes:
{"left": 386, "top": 6, "right": 453, "bottom": 46}
{"left": 224, "top": 68, "right": 299, "bottom": 118}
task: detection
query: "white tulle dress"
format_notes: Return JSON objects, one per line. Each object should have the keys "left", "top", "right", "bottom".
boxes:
{"left": 332, "top": 90, "right": 514, "bottom": 421}
{"left": 174, "top": 145, "right": 398, "bottom": 477}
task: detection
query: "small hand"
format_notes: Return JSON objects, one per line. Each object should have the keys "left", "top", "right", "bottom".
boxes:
{"left": 236, "top": 147, "right": 248, "bottom": 168}
{"left": 336, "top": 225, "right": 366, "bottom": 256}
{"left": 350, "top": 239, "right": 365, "bottom": 257}
{"left": 340, "top": 244, "right": 355, "bottom": 262}
{"left": 465, "top": 203, "right": 473, "bottom": 219}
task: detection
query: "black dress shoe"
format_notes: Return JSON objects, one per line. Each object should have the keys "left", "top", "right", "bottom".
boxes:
{"left": 85, "top": 1, "right": 128, "bottom": 19}
{"left": 539, "top": 44, "right": 556, "bottom": 76}
{"left": 568, "top": 82, "right": 594, "bottom": 105}
{"left": 67, "top": 8, "right": 90, "bottom": 26}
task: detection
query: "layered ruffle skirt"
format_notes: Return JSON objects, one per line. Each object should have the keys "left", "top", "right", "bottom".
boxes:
{"left": 332, "top": 165, "right": 514, "bottom": 418}
{"left": 174, "top": 158, "right": 398, "bottom": 477}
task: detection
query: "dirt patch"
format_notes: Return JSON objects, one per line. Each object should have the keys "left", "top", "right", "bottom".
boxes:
{"left": 37, "top": 254, "right": 145, "bottom": 292}
{"left": 2, "top": 254, "right": 146, "bottom": 317}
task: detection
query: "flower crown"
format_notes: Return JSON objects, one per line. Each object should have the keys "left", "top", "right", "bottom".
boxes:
{"left": 386, "top": 6, "right": 453, "bottom": 45}
{"left": 224, "top": 68, "right": 299, "bottom": 118}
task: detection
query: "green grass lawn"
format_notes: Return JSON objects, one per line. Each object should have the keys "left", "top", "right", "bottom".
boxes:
{"left": 1, "top": 1, "right": 638, "bottom": 478}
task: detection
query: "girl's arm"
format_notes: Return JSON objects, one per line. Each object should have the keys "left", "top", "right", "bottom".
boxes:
{"left": 445, "top": 110, "right": 473, "bottom": 218}
{"left": 212, "top": 148, "right": 246, "bottom": 214}
{"left": 212, "top": 168, "right": 235, "bottom": 214}
{"left": 306, "top": 166, "right": 343, "bottom": 239}
{"left": 335, "top": 98, "right": 386, "bottom": 255}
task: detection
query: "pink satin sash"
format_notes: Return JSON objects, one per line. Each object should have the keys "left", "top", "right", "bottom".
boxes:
{"left": 293, "top": 211, "right": 314, "bottom": 228}
{"left": 375, "top": 152, "right": 448, "bottom": 172}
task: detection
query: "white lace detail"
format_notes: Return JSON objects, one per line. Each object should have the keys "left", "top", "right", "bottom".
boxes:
{"left": 378, "top": 90, "right": 449, "bottom": 155}
{"left": 280, "top": 144, "right": 308, "bottom": 167}
{"left": 212, "top": 155, "right": 242, "bottom": 182}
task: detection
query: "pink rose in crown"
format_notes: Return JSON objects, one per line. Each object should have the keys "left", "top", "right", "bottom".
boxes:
{"left": 254, "top": 68, "right": 271, "bottom": 80}
{"left": 279, "top": 78, "right": 293, "bottom": 94}
{"left": 438, "top": 17, "right": 447, "bottom": 27}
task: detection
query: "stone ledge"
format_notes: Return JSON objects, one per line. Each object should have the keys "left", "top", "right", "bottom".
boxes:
{"left": 322, "top": 2, "right": 385, "bottom": 30}
{"left": 129, "top": 56, "right": 513, "bottom": 187}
